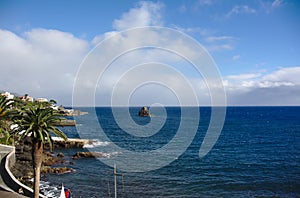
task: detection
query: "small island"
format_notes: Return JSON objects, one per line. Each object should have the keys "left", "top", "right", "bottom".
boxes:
{"left": 138, "top": 106, "right": 151, "bottom": 117}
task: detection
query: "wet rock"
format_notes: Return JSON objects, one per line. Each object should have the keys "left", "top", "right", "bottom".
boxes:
{"left": 45, "top": 139, "right": 86, "bottom": 149}
{"left": 57, "top": 152, "right": 64, "bottom": 157}
{"left": 41, "top": 166, "right": 74, "bottom": 174}
{"left": 11, "top": 146, "right": 71, "bottom": 187}
{"left": 42, "top": 151, "right": 65, "bottom": 166}
{"left": 138, "top": 106, "right": 151, "bottom": 117}
{"left": 72, "top": 151, "right": 105, "bottom": 159}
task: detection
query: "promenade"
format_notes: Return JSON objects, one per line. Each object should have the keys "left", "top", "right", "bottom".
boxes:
{"left": 0, "top": 144, "right": 28, "bottom": 197}
{"left": 0, "top": 188, "right": 27, "bottom": 198}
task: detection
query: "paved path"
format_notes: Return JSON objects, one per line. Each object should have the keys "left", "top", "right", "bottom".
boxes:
{"left": 0, "top": 147, "right": 14, "bottom": 190}
{"left": 0, "top": 188, "right": 27, "bottom": 198}
{"left": 0, "top": 145, "right": 28, "bottom": 197}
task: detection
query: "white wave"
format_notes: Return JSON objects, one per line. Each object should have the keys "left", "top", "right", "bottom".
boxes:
{"left": 40, "top": 181, "right": 60, "bottom": 198}
{"left": 83, "top": 140, "right": 111, "bottom": 148}
{"left": 98, "top": 151, "right": 121, "bottom": 158}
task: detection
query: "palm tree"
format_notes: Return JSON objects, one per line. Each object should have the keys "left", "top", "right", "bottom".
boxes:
{"left": 0, "top": 95, "right": 14, "bottom": 143}
{"left": 0, "top": 94, "right": 13, "bottom": 121}
{"left": 11, "top": 101, "right": 67, "bottom": 198}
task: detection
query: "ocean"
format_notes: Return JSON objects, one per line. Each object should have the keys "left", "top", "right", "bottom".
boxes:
{"left": 41, "top": 107, "right": 300, "bottom": 197}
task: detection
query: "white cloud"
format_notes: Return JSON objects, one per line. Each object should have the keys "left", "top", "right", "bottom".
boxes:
{"left": 1, "top": 1, "right": 298, "bottom": 106}
{"left": 205, "top": 36, "right": 234, "bottom": 42}
{"left": 259, "top": 0, "right": 283, "bottom": 14}
{"left": 227, "top": 73, "right": 261, "bottom": 80}
{"left": 224, "top": 67, "right": 300, "bottom": 105}
{"left": 203, "top": 35, "right": 236, "bottom": 52}
{"left": 227, "top": 5, "right": 256, "bottom": 17}
{"left": 1, "top": 25, "right": 299, "bottom": 106}
{"left": 262, "top": 67, "right": 300, "bottom": 84}
{"left": 92, "top": 1, "right": 165, "bottom": 45}
{"left": 173, "top": 26, "right": 212, "bottom": 37}
{"left": 207, "top": 44, "right": 234, "bottom": 51}
{"left": 172, "top": 27, "right": 236, "bottom": 52}
{"left": 272, "top": 0, "right": 283, "bottom": 8}
{"left": 0, "top": 29, "right": 89, "bottom": 104}
{"left": 0, "top": 1, "right": 167, "bottom": 105}
{"left": 113, "top": 1, "right": 164, "bottom": 31}
{"left": 91, "top": 31, "right": 118, "bottom": 46}
{"left": 225, "top": 67, "right": 300, "bottom": 89}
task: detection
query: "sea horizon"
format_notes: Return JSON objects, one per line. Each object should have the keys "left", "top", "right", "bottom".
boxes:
{"left": 40, "top": 106, "right": 300, "bottom": 197}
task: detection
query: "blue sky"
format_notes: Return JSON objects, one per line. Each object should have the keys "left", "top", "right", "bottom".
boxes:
{"left": 0, "top": 0, "right": 299, "bottom": 106}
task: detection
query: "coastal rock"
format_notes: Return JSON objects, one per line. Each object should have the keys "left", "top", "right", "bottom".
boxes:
{"left": 41, "top": 166, "right": 74, "bottom": 174}
{"left": 138, "top": 106, "right": 151, "bottom": 117}
{"left": 11, "top": 147, "right": 72, "bottom": 187}
{"left": 57, "top": 106, "right": 88, "bottom": 116}
{"left": 57, "top": 152, "right": 64, "bottom": 157}
{"left": 43, "top": 151, "right": 66, "bottom": 166}
{"left": 54, "top": 119, "right": 76, "bottom": 126}
{"left": 72, "top": 151, "right": 105, "bottom": 159}
{"left": 44, "top": 139, "right": 86, "bottom": 149}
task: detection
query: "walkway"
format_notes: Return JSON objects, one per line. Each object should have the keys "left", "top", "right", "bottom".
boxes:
{"left": 0, "top": 144, "right": 28, "bottom": 197}
{"left": 0, "top": 188, "right": 27, "bottom": 198}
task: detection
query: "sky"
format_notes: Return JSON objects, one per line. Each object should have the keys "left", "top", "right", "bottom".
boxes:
{"left": 0, "top": 0, "right": 299, "bottom": 106}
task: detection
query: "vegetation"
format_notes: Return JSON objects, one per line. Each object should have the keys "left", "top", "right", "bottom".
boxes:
{"left": 0, "top": 94, "right": 67, "bottom": 198}
{"left": 10, "top": 101, "right": 67, "bottom": 198}
{"left": 0, "top": 95, "right": 14, "bottom": 144}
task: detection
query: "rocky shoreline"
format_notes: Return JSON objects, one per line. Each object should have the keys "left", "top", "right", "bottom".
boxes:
{"left": 11, "top": 143, "right": 74, "bottom": 187}
{"left": 10, "top": 138, "right": 109, "bottom": 188}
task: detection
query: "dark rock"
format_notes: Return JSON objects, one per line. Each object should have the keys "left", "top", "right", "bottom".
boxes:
{"left": 41, "top": 166, "right": 74, "bottom": 174}
{"left": 11, "top": 147, "right": 72, "bottom": 187}
{"left": 138, "top": 106, "right": 151, "bottom": 117}
{"left": 72, "top": 151, "right": 105, "bottom": 159}
{"left": 44, "top": 139, "right": 85, "bottom": 149}
{"left": 43, "top": 152, "right": 65, "bottom": 166}
{"left": 57, "top": 152, "right": 64, "bottom": 157}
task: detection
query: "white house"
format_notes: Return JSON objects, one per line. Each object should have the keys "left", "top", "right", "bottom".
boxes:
{"left": 36, "top": 98, "right": 48, "bottom": 103}
{"left": 1, "top": 92, "right": 14, "bottom": 100}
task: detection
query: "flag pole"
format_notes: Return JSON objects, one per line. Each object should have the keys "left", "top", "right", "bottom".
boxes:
{"left": 114, "top": 163, "right": 117, "bottom": 198}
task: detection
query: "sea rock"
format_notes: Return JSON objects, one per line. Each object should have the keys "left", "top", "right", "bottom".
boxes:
{"left": 45, "top": 139, "right": 86, "bottom": 149}
{"left": 41, "top": 166, "right": 74, "bottom": 174}
{"left": 43, "top": 151, "right": 65, "bottom": 166}
{"left": 138, "top": 106, "right": 151, "bottom": 117}
{"left": 72, "top": 151, "right": 105, "bottom": 159}
{"left": 57, "top": 152, "right": 64, "bottom": 157}
{"left": 11, "top": 144, "right": 73, "bottom": 187}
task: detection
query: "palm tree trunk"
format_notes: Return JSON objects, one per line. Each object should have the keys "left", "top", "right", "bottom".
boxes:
{"left": 32, "top": 140, "right": 43, "bottom": 198}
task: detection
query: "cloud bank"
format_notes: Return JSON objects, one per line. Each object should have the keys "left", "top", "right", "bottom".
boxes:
{"left": 0, "top": 1, "right": 299, "bottom": 106}
{"left": 224, "top": 67, "right": 300, "bottom": 105}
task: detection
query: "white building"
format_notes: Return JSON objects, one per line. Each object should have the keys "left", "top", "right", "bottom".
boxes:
{"left": 1, "top": 92, "right": 14, "bottom": 100}
{"left": 36, "top": 98, "right": 48, "bottom": 103}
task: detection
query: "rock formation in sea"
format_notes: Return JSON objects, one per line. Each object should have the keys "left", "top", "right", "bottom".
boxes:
{"left": 138, "top": 106, "right": 151, "bottom": 117}
{"left": 72, "top": 151, "right": 106, "bottom": 159}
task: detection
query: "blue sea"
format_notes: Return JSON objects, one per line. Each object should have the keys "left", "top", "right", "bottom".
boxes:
{"left": 41, "top": 107, "right": 300, "bottom": 198}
